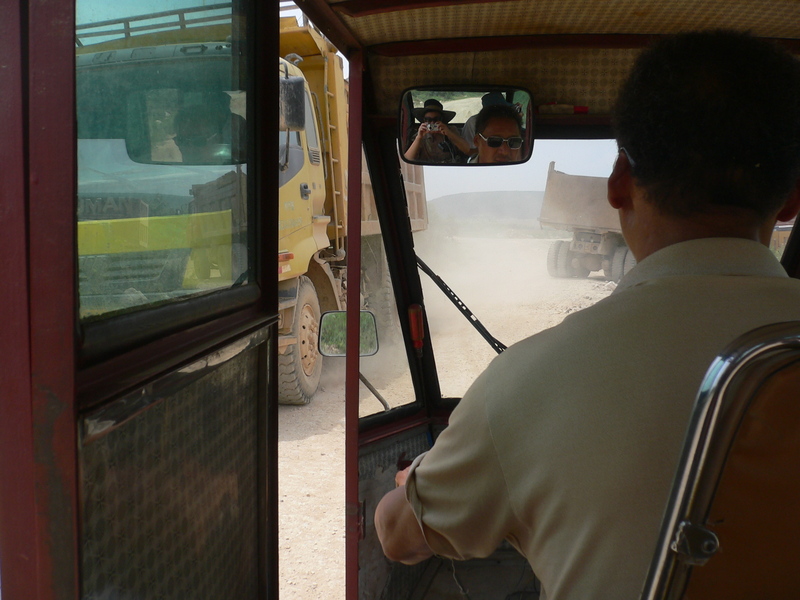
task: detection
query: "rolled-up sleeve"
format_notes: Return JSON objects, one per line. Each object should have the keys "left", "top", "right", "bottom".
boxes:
{"left": 404, "top": 364, "right": 518, "bottom": 559}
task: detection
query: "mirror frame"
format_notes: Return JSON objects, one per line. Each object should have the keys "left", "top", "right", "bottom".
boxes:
{"left": 399, "top": 84, "right": 534, "bottom": 167}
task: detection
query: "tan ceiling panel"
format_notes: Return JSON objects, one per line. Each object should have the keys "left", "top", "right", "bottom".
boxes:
{"left": 335, "top": 0, "right": 800, "bottom": 47}
{"left": 369, "top": 48, "right": 639, "bottom": 117}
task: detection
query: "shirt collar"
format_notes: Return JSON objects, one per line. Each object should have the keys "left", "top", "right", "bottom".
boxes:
{"left": 615, "top": 238, "right": 788, "bottom": 293}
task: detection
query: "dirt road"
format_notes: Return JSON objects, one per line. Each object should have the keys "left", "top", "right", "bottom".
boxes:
{"left": 278, "top": 235, "right": 613, "bottom": 599}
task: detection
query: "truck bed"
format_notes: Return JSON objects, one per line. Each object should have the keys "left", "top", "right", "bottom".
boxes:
{"left": 539, "top": 161, "right": 620, "bottom": 232}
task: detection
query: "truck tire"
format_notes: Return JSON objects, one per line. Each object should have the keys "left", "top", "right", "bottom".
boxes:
{"left": 547, "top": 240, "right": 563, "bottom": 277}
{"left": 362, "top": 239, "right": 398, "bottom": 336}
{"left": 279, "top": 276, "right": 323, "bottom": 405}
{"left": 556, "top": 240, "right": 573, "bottom": 278}
{"left": 372, "top": 262, "right": 398, "bottom": 336}
{"left": 623, "top": 248, "right": 637, "bottom": 275}
{"left": 610, "top": 246, "right": 633, "bottom": 283}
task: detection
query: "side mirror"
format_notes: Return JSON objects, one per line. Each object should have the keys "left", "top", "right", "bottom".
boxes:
{"left": 279, "top": 75, "right": 306, "bottom": 131}
{"left": 318, "top": 311, "right": 379, "bottom": 357}
{"left": 399, "top": 86, "right": 534, "bottom": 166}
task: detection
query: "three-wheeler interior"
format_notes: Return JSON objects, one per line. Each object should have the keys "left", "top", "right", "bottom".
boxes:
{"left": 296, "top": 1, "right": 800, "bottom": 598}
{"left": 3, "top": 1, "right": 800, "bottom": 599}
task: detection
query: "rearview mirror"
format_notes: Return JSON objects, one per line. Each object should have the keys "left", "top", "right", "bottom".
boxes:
{"left": 399, "top": 86, "right": 534, "bottom": 166}
{"left": 318, "top": 311, "right": 379, "bottom": 357}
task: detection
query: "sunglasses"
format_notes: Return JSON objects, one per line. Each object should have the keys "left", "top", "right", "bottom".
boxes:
{"left": 478, "top": 133, "right": 524, "bottom": 149}
{"left": 423, "top": 117, "right": 441, "bottom": 123}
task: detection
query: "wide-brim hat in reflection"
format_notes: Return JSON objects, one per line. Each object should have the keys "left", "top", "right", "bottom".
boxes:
{"left": 412, "top": 98, "right": 456, "bottom": 123}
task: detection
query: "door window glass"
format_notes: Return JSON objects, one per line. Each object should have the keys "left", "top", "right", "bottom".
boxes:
{"left": 359, "top": 153, "right": 418, "bottom": 417}
{"left": 304, "top": 92, "right": 321, "bottom": 163}
{"left": 76, "top": 1, "right": 248, "bottom": 321}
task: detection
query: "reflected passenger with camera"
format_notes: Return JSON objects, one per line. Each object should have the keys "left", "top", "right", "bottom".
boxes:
{"left": 404, "top": 98, "right": 471, "bottom": 164}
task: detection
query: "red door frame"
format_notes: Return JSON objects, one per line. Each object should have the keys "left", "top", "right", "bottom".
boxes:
{"left": 0, "top": 0, "right": 80, "bottom": 597}
{"left": 0, "top": 2, "right": 282, "bottom": 598}
{"left": 345, "top": 50, "right": 364, "bottom": 600}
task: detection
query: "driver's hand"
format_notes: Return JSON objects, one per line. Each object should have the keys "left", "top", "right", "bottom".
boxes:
{"left": 395, "top": 466, "right": 412, "bottom": 487}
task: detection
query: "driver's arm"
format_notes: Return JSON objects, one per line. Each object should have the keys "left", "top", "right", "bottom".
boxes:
{"left": 375, "top": 482, "right": 434, "bottom": 564}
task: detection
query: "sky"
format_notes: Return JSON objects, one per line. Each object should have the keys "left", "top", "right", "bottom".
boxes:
{"left": 77, "top": 0, "right": 215, "bottom": 24}
{"left": 423, "top": 139, "right": 619, "bottom": 200}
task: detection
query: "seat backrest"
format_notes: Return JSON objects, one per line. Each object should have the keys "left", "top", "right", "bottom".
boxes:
{"left": 641, "top": 321, "right": 800, "bottom": 600}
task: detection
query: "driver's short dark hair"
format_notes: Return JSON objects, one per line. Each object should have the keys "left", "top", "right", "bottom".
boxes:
{"left": 613, "top": 30, "right": 800, "bottom": 220}
{"left": 475, "top": 104, "right": 522, "bottom": 136}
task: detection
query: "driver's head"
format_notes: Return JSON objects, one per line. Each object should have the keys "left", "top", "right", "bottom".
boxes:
{"left": 474, "top": 104, "right": 523, "bottom": 164}
{"left": 174, "top": 95, "right": 231, "bottom": 162}
{"left": 613, "top": 30, "right": 800, "bottom": 221}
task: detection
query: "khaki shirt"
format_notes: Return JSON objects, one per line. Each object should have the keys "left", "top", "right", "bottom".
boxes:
{"left": 406, "top": 238, "right": 800, "bottom": 600}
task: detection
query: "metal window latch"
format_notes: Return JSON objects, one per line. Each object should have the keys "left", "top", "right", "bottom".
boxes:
{"left": 670, "top": 520, "right": 720, "bottom": 566}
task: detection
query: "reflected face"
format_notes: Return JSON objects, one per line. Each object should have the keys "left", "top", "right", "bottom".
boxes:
{"left": 474, "top": 117, "right": 522, "bottom": 164}
{"left": 175, "top": 110, "right": 225, "bottom": 163}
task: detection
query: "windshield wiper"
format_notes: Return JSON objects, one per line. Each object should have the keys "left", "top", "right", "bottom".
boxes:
{"left": 416, "top": 254, "right": 507, "bottom": 354}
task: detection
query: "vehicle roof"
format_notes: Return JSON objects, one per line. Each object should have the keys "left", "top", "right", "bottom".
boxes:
{"left": 296, "top": 0, "right": 800, "bottom": 127}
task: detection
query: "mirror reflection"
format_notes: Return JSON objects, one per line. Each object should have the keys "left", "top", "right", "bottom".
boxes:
{"left": 319, "top": 311, "right": 379, "bottom": 357}
{"left": 400, "top": 88, "right": 533, "bottom": 166}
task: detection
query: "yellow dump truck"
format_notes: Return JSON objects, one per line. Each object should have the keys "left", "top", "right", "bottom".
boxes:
{"left": 76, "top": 6, "right": 425, "bottom": 405}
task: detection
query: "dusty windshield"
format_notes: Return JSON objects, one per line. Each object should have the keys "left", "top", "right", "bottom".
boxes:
{"left": 415, "top": 139, "right": 620, "bottom": 398}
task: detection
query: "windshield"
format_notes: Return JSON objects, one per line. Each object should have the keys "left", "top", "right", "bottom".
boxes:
{"left": 415, "top": 139, "right": 620, "bottom": 398}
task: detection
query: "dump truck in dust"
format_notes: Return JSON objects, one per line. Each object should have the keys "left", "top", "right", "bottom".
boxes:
{"left": 539, "top": 161, "right": 635, "bottom": 282}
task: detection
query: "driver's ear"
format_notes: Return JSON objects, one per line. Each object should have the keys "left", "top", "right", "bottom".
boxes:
{"left": 608, "top": 149, "right": 634, "bottom": 210}
{"left": 776, "top": 178, "right": 800, "bottom": 222}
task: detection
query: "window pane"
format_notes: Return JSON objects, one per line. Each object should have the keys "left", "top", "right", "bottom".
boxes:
{"left": 76, "top": 2, "right": 248, "bottom": 321}
{"left": 359, "top": 154, "right": 418, "bottom": 417}
{"left": 415, "top": 140, "right": 620, "bottom": 398}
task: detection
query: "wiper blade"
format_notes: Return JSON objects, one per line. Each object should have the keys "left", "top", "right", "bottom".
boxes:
{"left": 416, "top": 254, "right": 507, "bottom": 354}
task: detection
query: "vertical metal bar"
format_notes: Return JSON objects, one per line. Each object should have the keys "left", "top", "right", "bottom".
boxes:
{"left": 345, "top": 49, "right": 364, "bottom": 600}
{"left": 0, "top": 0, "right": 39, "bottom": 597}
{"left": 254, "top": 1, "right": 280, "bottom": 598}
{"left": 26, "top": 0, "right": 80, "bottom": 596}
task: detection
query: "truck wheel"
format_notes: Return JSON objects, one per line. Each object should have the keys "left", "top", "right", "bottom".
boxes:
{"left": 610, "top": 246, "right": 629, "bottom": 282}
{"left": 362, "top": 239, "right": 398, "bottom": 336}
{"left": 279, "top": 276, "right": 323, "bottom": 405}
{"left": 556, "top": 240, "right": 573, "bottom": 278}
{"left": 623, "top": 248, "right": 637, "bottom": 275}
{"left": 547, "top": 240, "right": 563, "bottom": 277}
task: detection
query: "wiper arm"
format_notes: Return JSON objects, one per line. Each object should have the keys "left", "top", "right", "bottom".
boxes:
{"left": 416, "top": 254, "right": 507, "bottom": 354}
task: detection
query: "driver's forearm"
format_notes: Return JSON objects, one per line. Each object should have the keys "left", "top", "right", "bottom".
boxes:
{"left": 375, "top": 486, "right": 434, "bottom": 565}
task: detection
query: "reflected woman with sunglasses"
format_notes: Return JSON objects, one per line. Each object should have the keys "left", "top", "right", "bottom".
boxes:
{"left": 470, "top": 104, "right": 524, "bottom": 164}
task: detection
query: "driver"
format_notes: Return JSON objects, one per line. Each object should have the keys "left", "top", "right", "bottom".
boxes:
{"left": 403, "top": 98, "right": 471, "bottom": 164}
{"left": 375, "top": 30, "right": 800, "bottom": 600}
{"left": 174, "top": 93, "right": 245, "bottom": 163}
{"left": 469, "top": 104, "right": 524, "bottom": 164}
